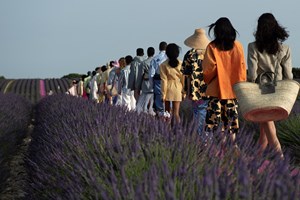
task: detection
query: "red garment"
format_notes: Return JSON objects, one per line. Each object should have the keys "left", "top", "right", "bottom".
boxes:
{"left": 82, "top": 90, "right": 88, "bottom": 99}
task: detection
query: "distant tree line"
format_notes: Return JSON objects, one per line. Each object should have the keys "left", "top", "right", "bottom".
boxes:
{"left": 292, "top": 68, "right": 300, "bottom": 78}
{"left": 61, "top": 73, "right": 83, "bottom": 80}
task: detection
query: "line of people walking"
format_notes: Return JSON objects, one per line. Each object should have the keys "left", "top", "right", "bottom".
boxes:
{"left": 68, "top": 13, "right": 293, "bottom": 158}
{"left": 75, "top": 43, "right": 172, "bottom": 118}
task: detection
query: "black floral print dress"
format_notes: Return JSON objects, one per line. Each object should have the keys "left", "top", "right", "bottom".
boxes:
{"left": 182, "top": 49, "right": 208, "bottom": 101}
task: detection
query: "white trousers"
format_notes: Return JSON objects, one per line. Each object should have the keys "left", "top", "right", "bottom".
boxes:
{"left": 122, "top": 90, "right": 136, "bottom": 111}
{"left": 136, "top": 93, "right": 155, "bottom": 115}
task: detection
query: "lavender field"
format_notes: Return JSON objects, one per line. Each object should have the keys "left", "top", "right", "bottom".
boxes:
{"left": 0, "top": 78, "right": 70, "bottom": 104}
{"left": 26, "top": 95, "right": 300, "bottom": 199}
{"left": 0, "top": 93, "right": 32, "bottom": 197}
{"left": 0, "top": 85, "right": 300, "bottom": 199}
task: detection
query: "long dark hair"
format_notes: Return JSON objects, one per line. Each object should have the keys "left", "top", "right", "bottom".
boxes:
{"left": 255, "top": 13, "right": 289, "bottom": 55}
{"left": 208, "top": 17, "right": 237, "bottom": 51}
{"left": 166, "top": 43, "right": 180, "bottom": 68}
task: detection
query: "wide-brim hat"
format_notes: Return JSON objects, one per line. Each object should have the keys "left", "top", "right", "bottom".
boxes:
{"left": 184, "top": 28, "right": 210, "bottom": 50}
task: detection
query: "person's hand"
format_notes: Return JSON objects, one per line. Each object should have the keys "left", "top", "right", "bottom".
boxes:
{"left": 182, "top": 93, "right": 186, "bottom": 100}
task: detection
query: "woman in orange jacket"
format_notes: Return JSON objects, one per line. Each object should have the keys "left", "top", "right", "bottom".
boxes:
{"left": 202, "top": 17, "right": 247, "bottom": 142}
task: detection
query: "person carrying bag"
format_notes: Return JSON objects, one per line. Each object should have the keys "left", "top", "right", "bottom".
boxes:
{"left": 234, "top": 13, "right": 299, "bottom": 158}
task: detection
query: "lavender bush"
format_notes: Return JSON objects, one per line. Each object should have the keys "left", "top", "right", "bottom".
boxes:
{"left": 270, "top": 98, "right": 300, "bottom": 165}
{"left": 276, "top": 112, "right": 300, "bottom": 165}
{"left": 26, "top": 94, "right": 300, "bottom": 199}
{"left": 0, "top": 92, "right": 32, "bottom": 192}
{"left": 291, "top": 97, "right": 300, "bottom": 115}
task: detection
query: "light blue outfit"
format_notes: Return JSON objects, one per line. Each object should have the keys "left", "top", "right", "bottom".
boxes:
{"left": 107, "top": 67, "right": 121, "bottom": 105}
{"left": 192, "top": 100, "right": 209, "bottom": 137}
{"left": 119, "top": 65, "right": 136, "bottom": 110}
{"left": 149, "top": 50, "right": 167, "bottom": 112}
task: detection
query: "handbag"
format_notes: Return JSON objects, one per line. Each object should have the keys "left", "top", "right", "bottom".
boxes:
{"left": 107, "top": 84, "right": 118, "bottom": 96}
{"left": 106, "top": 74, "right": 119, "bottom": 96}
{"left": 233, "top": 59, "right": 299, "bottom": 122}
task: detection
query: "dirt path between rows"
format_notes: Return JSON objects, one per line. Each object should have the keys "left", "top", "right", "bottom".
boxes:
{"left": 0, "top": 123, "right": 33, "bottom": 199}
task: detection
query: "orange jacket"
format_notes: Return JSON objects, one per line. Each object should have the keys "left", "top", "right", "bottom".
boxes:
{"left": 202, "top": 41, "right": 246, "bottom": 99}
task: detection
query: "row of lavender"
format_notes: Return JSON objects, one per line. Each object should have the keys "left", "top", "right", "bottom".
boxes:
{"left": 0, "top": 79, "right": 70, "bottom": 104}
{"left": 26, "top": 94, "right": 300, "bottom": 199}
{"left": 43, "top": 78, "right": 70, "bottom": 95}
{"left": 0, "top": 93, "right": 32, "bottom": 192}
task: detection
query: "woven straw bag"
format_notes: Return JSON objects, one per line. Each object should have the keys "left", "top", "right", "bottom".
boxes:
{"left": 106, "top": 84, "right": 118, "bottom": 96}
{"left": 233, "top": 76, "right": 299, "bottom": 122}
{"left": 106, "top": 74, "right": 119, "bottom": 96}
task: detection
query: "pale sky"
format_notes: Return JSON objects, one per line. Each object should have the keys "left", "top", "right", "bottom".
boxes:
{"left": 1, "top": 0, "right": 299, "bottom": 79}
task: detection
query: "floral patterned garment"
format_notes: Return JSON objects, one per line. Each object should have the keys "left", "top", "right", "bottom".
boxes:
{"left": 182, "top": 49, "right": 208, "bottom": 101}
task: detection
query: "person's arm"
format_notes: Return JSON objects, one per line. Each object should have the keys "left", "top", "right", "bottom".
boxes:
{"left": 247, "top": 43, "right": 258, "bottom": 82}
{"left": 202, "top": 44, "right": 217, "bottom": 84}
{"left": 179, "top": 64, "right": 185, "bottom": 98}
{"left": 78, "top": 81, "right": 83, "bottom": 96}
{"left": 159, "top": 63, "right": 168, "bottom": 101}
{"left": 182, "top": 50, "right": 190, "bottom": 75}
{"left": 281, "top": 46, "right": 293, "bottom": 80}
{"left": 107, "top": 70, "right": 114, "bottom": 86}
{"left": 149, "top": 58, "right": 157, "bottom": 77}
{"left": 239, "top": 43, "right": 247, "bottom": 82}
{"left": 182, "top": 50, "right": 194, "bottom": 96}
{"left": 96, "top": 74, "right": 102, "bottom": 91}
{"left": 135, "top": 62, "right": 144, "bottom": 90}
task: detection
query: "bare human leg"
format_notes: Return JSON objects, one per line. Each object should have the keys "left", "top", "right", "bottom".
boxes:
{"left": 172, "top": 101, "right": 181, "bottom": 124}
{"left": 260, "top": 121, "right": 283, "bottom": 158}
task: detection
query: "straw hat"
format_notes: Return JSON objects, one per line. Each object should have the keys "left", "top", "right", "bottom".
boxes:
{"left": 184, "top": 28, "right": 210, "bottom": 50}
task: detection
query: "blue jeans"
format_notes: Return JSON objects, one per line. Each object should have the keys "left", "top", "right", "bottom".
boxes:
{"left": 193, "top": 100, "right": 209, "bottom": 137}
{"left": 153, "top": 79, "right": 164, "bottom": 112}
